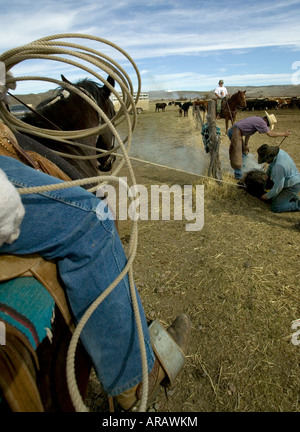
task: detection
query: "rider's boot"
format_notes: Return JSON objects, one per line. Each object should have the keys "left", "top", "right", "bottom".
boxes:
{"left": 115, "top": 313, "right": 191, "bottom": 411}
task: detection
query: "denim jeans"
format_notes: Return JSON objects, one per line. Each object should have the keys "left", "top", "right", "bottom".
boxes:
{"left": 0, "top": 155, "right": 155, "bottom": 396}
{"left": 270, "top": 183, "right": 300, "bottom": 213}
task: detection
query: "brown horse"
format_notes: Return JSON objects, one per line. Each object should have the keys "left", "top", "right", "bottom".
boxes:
{"left": 220, "top": 91, "right": 247, "bottom": 132}
{"left": 20, "top": 75, "right": 116, "bottom": 179}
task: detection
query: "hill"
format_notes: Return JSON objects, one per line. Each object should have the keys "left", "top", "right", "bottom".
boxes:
{"left": 6, "top": 84, "right": 300, "bottom": 108}
{"left": 148, "top": 84, "right": 300, "bottom": 101}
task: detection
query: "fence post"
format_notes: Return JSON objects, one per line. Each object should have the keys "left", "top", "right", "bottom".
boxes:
{"left": 207, "top": 100, "right": 222, "bottom": 181}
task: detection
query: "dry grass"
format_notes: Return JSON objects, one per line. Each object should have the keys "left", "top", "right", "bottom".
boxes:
{"left": 86, "top": 102, "right": 300, "bottom": 413}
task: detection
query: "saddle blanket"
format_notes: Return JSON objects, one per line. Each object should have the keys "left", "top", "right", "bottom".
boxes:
{"left": 0, "top": 277, "right": 55, "bottom": 350}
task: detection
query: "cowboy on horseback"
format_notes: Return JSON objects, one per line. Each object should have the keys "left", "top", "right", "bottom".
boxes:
{"left": 0, "top": 122, "right": 191, "bottom": 413}
{"left": 214, "top": 79, "right": 228, "bottom": 119}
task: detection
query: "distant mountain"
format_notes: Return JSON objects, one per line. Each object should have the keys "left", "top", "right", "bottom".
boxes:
{"left": 7, "top": 89, "right": 58, "bottom": 108}
{"left": 148, "top": 85, "right": 300, "bottom": 101}
{"left": 6, "top": 84, "right": 300, "bottom": 108}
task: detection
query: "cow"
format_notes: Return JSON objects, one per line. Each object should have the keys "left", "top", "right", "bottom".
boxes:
{"left": 181, "top": 101, "right": 193, "bottom": 117}
{"left": 243, "top": 98, "right": 279, "bottom": 111}
{"left": 193, "top": 100, "right": 207, "bottom": 115}
{"left": 242, "top": 170, "right": 274, "bottom": 199}
{"left": 155, "top": 102, "right": 167, "bottom": 112}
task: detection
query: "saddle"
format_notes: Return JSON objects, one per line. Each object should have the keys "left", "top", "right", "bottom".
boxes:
{"left": 0, "top": 254, "right": 73, "bottom": 412}
{"left": 0, "top": 129, "right": 85, "bottom": 411}
{"left": 0, "top": 129, "right": 71, "bottom": 181}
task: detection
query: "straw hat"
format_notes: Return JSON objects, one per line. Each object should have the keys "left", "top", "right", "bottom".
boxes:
{"left": 264, "top": 111, "right": 277, "bottom": 130}
{"left": 257, "top": 144, "right": 279, "bottom": 164}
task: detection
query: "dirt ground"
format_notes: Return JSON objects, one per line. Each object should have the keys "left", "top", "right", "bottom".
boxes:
{"left": 86, "top": 101, "right": 300, "bottom": 413}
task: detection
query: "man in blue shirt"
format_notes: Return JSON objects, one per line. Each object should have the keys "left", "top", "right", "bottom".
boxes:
{"left": 257, "top": 144, "right": 300, "bottom": 213}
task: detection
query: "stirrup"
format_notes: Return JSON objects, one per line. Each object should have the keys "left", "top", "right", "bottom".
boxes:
{"left": 115, "top": 315, "right": 189, "bottom": 411}
{"left": 149, "top": 319, "right": 185, "bottom": 386}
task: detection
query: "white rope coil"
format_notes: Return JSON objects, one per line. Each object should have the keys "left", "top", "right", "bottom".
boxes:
{"left": 0, "top": 33, "right": 149, "bottom": 412}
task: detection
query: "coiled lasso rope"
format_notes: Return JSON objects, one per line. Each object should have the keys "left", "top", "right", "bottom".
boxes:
{"left": 0, "top": 33, "right": 149, "bottom": 412}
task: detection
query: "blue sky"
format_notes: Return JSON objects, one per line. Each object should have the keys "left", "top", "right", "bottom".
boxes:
{"left": 1, "top": 0, "right": 300, "bottom": 94}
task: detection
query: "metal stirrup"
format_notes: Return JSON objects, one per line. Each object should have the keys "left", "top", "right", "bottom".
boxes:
{"left": 149, "top": 319, "right": 186, "bottom": 385}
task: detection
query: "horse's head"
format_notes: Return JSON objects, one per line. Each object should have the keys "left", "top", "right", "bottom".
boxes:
{"left": 237, "top": 90, "right": 247, "bottom": 108}
{"left": 61, "top": 75, "right": 116, "bottom": 172}
{"left": 21, "top": 75, "right": 116, "bottom": 178}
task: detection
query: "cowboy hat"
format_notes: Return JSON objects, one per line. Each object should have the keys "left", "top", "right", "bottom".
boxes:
{"left": 264, "top": 111, "right": 277, "bottom": 131}
{"left": 257, "top": 144, "right": 279, "bottom": 164}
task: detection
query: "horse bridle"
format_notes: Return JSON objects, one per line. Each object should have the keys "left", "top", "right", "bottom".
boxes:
{"left": 7, "top": 92, "right": 63, "bottom": 131}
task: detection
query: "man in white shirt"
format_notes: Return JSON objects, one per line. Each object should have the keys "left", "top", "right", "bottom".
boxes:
{"left": 214, "top": 79, "right": 228, "bottom": 118}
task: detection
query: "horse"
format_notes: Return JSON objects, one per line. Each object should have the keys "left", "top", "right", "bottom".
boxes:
{"left": 219, "top": 91, "right": 247, "bottom": 132}
{"left": 0, "top": 76, "right": 117, "bottom": 412}
{"left": 155, "top": 102, "right": 167, "bottom": 112}
{"left": 20, "top": 75, "right": 116, "bottom": 180}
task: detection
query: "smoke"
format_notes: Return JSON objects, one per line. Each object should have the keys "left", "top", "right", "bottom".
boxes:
{"left": 243, "top": 153, "right": 264, "bottom": 173}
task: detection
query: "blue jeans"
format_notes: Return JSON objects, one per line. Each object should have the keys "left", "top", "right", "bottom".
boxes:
{"left": 0, "top": 156, "right": 155, "bottom": 396}
{"left": 270, "top": 183, "right": 300, "bottom": 213}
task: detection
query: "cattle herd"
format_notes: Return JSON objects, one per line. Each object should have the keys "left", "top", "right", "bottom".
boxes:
{"left": 244, "top": 96, "right": 300, "bottom": 111}
{"left": 155, "top": 96, "right": 300, "bottom": 115}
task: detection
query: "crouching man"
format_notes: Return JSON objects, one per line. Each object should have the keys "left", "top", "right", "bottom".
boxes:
{"left": 257, "top": 144, "right": 300, "bottom": 213}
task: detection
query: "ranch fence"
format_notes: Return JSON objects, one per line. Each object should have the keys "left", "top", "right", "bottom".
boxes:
{"left": 195, "top": 100, "right": 222, "bottom": 181}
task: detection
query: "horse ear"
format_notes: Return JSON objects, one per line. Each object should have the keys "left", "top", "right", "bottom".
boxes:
{"left": 61, "top": 75, "right": 73, "bottom": 85}
{"left": 107, "top": 75, "right": 115, "bottom": 88}
{"left": 102, "top": 75, "right": 115, "bottom": 98}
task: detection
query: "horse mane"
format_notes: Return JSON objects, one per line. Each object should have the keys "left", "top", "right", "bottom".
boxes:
{"left": 70, "top": 77, "right": 113, "bottom": 103}
{"left": 35, "top": 76, "right": 115, "bottom": 110}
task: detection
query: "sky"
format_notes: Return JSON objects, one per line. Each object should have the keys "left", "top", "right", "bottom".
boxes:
{"left": 1, "top": 0, "right": 300, "bottom": 95}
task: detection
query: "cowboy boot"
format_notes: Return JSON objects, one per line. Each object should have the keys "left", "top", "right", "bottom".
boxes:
{"left": 115, "top": 313, "right": 190, "bottom": 411}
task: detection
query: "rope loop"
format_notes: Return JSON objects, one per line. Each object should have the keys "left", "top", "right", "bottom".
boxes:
{"left": 0, "top": 33, "right": 149, "bottom": 413}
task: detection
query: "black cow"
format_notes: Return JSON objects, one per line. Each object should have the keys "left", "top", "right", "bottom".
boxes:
{"left": 181, "top": 101, "right": 193, "bottom": 117}
{"left": 242, "top": 170, "right": 274, "bottom": 198}
{"left": 155, "top": 102, "right": 167, "bottom": 112}
{"left": 244, "top": 98, "right": 279, "bottom": 111}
